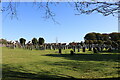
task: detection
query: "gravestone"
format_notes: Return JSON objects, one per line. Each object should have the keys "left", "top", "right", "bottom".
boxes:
{"left": 73, "top": 46, "right": 76, "bottom": 52}
{"left": 70, "top": 50, "right": 74, "bottom": 55}
{"left": 100, "top": 47, "right": 103, "bottom": 52}
{"left": 59, "top": 49, "right": 62, "bottom": 54}
{"left": 77, "top": 46, "right": 80, "bottom": 52}
{"left": 93, "top": 47, "right": 98, "bottom": 53}
{"left": 63, "top": 46, "right": 65, "bottom": 49}
{"left": 82, "top": 47, "right": 86, "bottom": 52}
{"left": 96, "top": 47, "right": 100, "bottom": 52}
{"left": 108, "top": 46, "right": 112, "bottom": 52}
{"left": 88, "top": 47, "right": 92, "bottom": 51}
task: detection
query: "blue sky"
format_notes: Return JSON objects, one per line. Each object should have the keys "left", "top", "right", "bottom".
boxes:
{"left": 2, "top": 2, "right": 118, "bottom": 43}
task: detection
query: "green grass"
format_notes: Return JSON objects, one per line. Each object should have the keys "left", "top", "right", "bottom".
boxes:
{"left": 1, "top": 47, "right": 120, "bottom": 80}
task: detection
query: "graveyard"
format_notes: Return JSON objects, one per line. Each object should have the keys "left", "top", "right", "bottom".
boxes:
{"left": 1, "top": 1, "right": 120, "bottom": 79}
{"left": 1, "top": 32, "right": 120, "bottom": 80}
{"left": 1, "top": 45, "right": 120, "bottom": 80}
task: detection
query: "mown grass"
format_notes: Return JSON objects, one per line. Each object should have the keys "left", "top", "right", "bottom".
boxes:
{"left": 1, "top": 47, "right": 120, "bottom": 80}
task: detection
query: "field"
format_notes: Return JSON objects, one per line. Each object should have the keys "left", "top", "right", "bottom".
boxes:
{"left": 1, "top": 47, "right": 120, "bottom": 80}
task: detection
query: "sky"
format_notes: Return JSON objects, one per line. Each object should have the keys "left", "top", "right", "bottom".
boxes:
{"left": 2, "top": 2, "right": 118, "bottom": 43}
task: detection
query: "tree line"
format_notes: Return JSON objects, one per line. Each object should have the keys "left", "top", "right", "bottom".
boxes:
{"left": 0, "top": 37, "right": 45, "bottom": 48}
{"left": 0, "top": 32, "right": 120, "bottom": 53}
{"left": 84, "top": 32, "right": 120, "bottom": 43}
{"left": 84, "top": 32, "right": 120, "bottom": 52}
{"left": 19, "top": 37, "right": 45, "bottom": 46}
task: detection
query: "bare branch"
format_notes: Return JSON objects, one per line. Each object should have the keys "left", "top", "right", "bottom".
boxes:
{"left": 2, "top": 1, "right": 120, "bottom": 23}
{"left": 74, "top": 2, "right": 119, "bottom": 16}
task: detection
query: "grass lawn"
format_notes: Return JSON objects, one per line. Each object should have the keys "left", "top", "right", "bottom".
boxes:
{"left": 1, "top": 47, "right": 120, "bottom": 80}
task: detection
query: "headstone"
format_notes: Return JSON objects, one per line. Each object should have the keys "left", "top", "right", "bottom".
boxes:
{"left": 93, "top": 47, "right": 98, "bottom": 53}
{"left": 83, "top": 47, "right": 86, "bottom": 52}
{"left": 108, "top": 47, "right": 112, "bottom": 52}
{"left": 53, "top": 47, "right": 56, "bottom": 50}
{"left": 96, "top": 47, "right": 100, "bottom": 52}
{"left": 77, "top": 46, "right": 80, "bottom": 52}
{"left": 88, "top": 47, "right": 92, "bottom": 51}
{"left": 59, "top": 49, "right": 62, "bottom": 54}
{"left": 101, "top": 47, "right": 103, "bottom": 52}
{"left": 73, "top": 46, "right": 76, "bottom": 52}
{"left": 78, "top": 48, "right": 80, "bottom": 52}
{"left": 64, "top": 46, "right": 66, "bottom": 50}
{"left": 70, "top": 50, "right": 74, "bottom": 55}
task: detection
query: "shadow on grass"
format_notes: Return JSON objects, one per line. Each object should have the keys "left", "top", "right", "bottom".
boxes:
{"left": 101, "top": 50, "right": 120, "bottom": 53}
{"left": 2, "top": 69, "right": 119, "bottom": 80}
{"left": 44, "top": 53, "right": 120, "bottom": 62}
{"left": 2, "top": 70, "right": 120, "bottom": 80}
{"left": 2, "top": 64, "right": 75, "bottom": 80}
{"left": 2, "top": 64, "right": 119, "bottom": 80}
